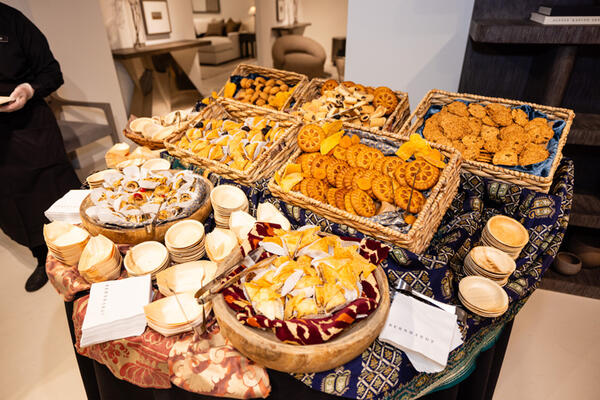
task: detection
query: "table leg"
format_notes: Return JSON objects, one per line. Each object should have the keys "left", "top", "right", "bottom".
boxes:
{"left": 117, "top": 58, "right": 153, "bottom": 117}
{"left": 542, "top": 45, "right": 577, "bottom": 107}
{"left": 171, "top": 48, "right": 204, "bottom": 98}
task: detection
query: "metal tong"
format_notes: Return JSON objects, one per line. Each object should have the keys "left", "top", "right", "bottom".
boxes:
{"left": 395, "top": 279, "right": 467, "bottom": 325}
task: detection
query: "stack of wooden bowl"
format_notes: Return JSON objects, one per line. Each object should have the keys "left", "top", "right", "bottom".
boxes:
{"left": 164, "top": 220, "right": 206, "bottom": 263}
{"left": 156, "top": 260, "right": 218, "bottom": 296}
{"left": 205, "top": 228, "right": 242, "bottom": 267}
{"left": 458, "top": 276, "right": 508, "bottom": 318}
{"left": 124, "top": 241, "right": 170, "bottom": 277}
{"left": 464, "top": 246, "right": 516, "bottom": 286}
{"left": 141, "top": 158, "right": 170, "bottom": 172}
{"left": 210, "top": 185, "right": 249, "bottom": 228}
{"left": 144, "top": 292, "right": 208, "bottom": 336}
{"left": 78, "top": 234, "right": 122, "bottom": 283}
{"left": 43, "top": 221, "right": 90, "bottom": 266}
{"left": 481, "top": 215, "right": 529, "bottom": 259}
{"left": 86, "top": 169, "right": 118, "bottom": 189}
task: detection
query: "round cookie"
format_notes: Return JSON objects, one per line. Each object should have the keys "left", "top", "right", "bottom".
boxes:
{"left": 350, "top": 189, "right": 377, "bottom": 217}
{"left": 372, "top": 175, "right": 394, "bottom": 203}
{"left": 404, "top": 159, "right": 440, "bottom": 190}
{"left": 321, "top": 79, "right": 339, "bottom": 95}
{"left": 394, "top": 186, "right": 426, "bottom": 214}
{"left": 298, "top": 124, "right": 326, "bottom": 152}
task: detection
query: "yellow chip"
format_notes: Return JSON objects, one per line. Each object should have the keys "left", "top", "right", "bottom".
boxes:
{"left": 320, "top": 130, "right": 343, "bottom": 155}
{"left": 281, "top": 172, "right": 303, "bottom": 192}
{"left": 224, "top": 81, "right": 237, "bottom": 98}
{"left": 282, "top": 163, "right": 302, "bottom": 177}
{"left": 322, "top": 120, "right": 343, "bottom": 136}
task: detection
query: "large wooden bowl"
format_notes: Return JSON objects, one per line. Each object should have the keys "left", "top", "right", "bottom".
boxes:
{"left": 213, "top": 266, "right": 390, "bottom": 373}
{"left": 80, "top": 176, "right": 213, "bottom": 245}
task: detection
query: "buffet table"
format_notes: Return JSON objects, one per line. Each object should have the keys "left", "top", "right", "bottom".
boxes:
{"left": 47, "top": 154, "right": 574, "bottom": 400}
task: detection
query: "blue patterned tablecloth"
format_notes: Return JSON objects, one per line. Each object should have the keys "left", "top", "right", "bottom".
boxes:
{"left": 162, "top": 152, "right": 573, "bottom": 400}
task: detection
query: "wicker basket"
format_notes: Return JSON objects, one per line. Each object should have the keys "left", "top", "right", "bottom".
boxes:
{"left": 164, "top": 101, "right": 301, "bottom": 185}
{"left": 217, "top": 63, "right": 309, "bottom": 113}
{"left": 123, "top": 114, "right": 196, "bottom": 150}
{"left": 400, "top": 89, "right": 575, "bottom": 193}
{"left": 289, "top": 78, "right": 410, "bottom": 134}
{"left": 268, "top": 125, "right": 462, "bottom": 254}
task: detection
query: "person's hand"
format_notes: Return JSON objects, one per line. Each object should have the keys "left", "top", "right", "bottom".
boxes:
{"left": 0, "top": 83, "right": 35, "bottom": 113}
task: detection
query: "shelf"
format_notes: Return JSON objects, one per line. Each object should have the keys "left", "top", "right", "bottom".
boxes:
{"left": 569, "top": 193, "right": 600, "bottom": 229}
{"left": 540, "top": 268, "right": 600, "bottom": 299}
{"left": 470, "top": 19, "right": 600, "bottom": 44}
{"left": 567, "top": 113, "right": 600, "bottom": 146}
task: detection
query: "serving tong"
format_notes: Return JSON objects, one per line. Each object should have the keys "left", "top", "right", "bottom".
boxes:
{"left": 395, "top": 279, "right": 467, "bottom": 325}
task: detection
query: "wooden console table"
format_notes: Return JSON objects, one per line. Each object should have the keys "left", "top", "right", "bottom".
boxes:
{"left": 271, "top": 23, "right": 311, "bottom": 37}
{"left": 112, "top": 39, "right": 209, "bottom": 117}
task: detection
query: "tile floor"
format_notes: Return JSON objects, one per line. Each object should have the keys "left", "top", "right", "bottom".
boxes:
{"left": 0, "top": 228, "right": 598, "bottom": 400}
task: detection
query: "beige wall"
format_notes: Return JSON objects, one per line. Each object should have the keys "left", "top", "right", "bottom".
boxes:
{"left": 98, "top": 0, "right": 197, "bottom": 115}
{"left": 99, "top": 0, "right": 195, "bottom": 49}
{"left": 345, "top": 0, "right": 474, "bottom": 108}
{"left": 255, "top": 0, "right": 347, "bottom": 68}
{"left": 298, "top": 0, "right": 347, "bottom": 64}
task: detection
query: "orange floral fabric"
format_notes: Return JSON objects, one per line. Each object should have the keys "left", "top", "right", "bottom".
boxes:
{"left": 169, "top": 324, "right": 271, "bottom": 399}
{"left": 71, "top": 294, "right": 271, "bottom": 397}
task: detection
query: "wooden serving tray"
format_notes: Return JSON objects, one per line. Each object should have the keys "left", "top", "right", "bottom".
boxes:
{"left": 212, "top": 266, "right": 390, "bottom": 373}
{"left": 80, "top": 175, "right": 213, "bottom": 245}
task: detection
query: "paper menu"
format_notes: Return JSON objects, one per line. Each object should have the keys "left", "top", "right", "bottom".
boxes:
{"left": 379, "top": 293, "right": 462, "bottom": 372}
{"left": 80, "top": 275, "right": 152, "bottom": 348}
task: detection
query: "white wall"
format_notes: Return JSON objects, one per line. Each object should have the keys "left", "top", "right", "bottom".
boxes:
{"left": 192, "top": 0, "right": 255, "bottom": 35}
{"left": 297, "top": 0, "right": 347, "bottom": 64}
{"left": 345, "top": 0, "right": 474, "bottom": 109}
{"left": 255, "top": 0, "right": 278, "bottom": 67}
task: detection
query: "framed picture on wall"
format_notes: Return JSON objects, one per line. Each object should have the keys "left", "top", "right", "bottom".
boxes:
{"left": 276, "top": 0, "right": 286, "bottom": 22}
{"left": 141, "top": 0, "right": 172, "bottom": 35}
{"left": 192, "top": 0, "right": 221, "bottom": 13}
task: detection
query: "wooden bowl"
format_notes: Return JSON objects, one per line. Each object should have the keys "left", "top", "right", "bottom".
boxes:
{"left": 80, "top": 175, "right": 213, "bottom": 245}
{"left": 213, "top": 266, "right": 390, "bottom": 373}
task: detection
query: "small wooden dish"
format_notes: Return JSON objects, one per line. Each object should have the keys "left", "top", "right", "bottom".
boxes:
{"left": 212, "top": 266, "right": 390, "bottom": 373}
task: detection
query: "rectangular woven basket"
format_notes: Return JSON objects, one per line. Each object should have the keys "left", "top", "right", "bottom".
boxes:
{"left": 400, "top": 89, "right": 575, "bottom": 193}
{"left": 217, "top": 63, "right": 309, "bottom": 114}
{"left": 268, "top": 125, "right": 462, "bottom": 254}
{"left": 289, "top": 78, "right": 410, "bottom": 135}
{"left": 164, "top": 101, "right": 301, "bottom": 185}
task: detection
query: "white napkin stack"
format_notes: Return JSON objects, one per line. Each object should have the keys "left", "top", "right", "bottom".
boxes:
{"left": 80, "top": 275, "right": 152, "bottom": 348}
{"left": 379, "top": 292, "right": 463, "bottom": 373}
{"left": 44, "top": 189, "right": 91, "bottom": 224}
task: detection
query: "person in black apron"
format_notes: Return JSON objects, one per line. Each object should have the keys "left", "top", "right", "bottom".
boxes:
{"left": 0, "top": 3, "right": 81, "bottom": 292}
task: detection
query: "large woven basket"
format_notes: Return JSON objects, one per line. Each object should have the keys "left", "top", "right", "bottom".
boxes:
{"left": 217, "top": 63, "right": 309, "bottom": 113}
{"left": 400, "top": 89, "right": 575, "bottom": 193}
{"left": 123, "top": 114, "right": 197, "bottom": 150}
{"left": 268, "top": 125, "right": 462, "bottom": 254}
{"left": 164, "top": 101, "right": 301, "bottom": 185}
{"left": 290, "top": 78, "right": 410, "bottom": 135}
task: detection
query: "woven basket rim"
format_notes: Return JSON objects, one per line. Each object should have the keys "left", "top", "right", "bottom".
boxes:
{"left": 164, "top": 101, "right": 301, "bottom": 184}
{"left": 290, "top": 77, "right": 409, "bottom": 134}
{"left": 268, "top": 123, "right": 462, "bottom": 246}
{"left": 216, "top": 63, "right": 309, "bottom": 112}
{"left": 400, "top": 88, "right": 575, "bottom": 186}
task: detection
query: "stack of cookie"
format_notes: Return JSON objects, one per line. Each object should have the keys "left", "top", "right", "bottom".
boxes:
{"left": 295, "top": 80, "right": 399, "bottom": 130}
{"left": 290, "top": 123, "right": 441, "bottom": 222}
{"left": 421, "top": 101, "right": 553, "bottom": 167}
{"left": 226, "top": 75, "right": 296, "bottom": 110}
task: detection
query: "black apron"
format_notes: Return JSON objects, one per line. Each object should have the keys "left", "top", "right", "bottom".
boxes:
{"left": 0, "top": 98, "right": 80, "bottom": 248}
